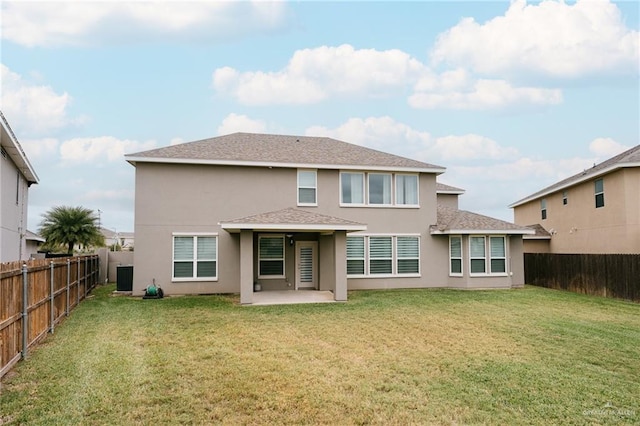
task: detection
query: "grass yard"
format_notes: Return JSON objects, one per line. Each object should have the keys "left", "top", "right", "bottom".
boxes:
{"left": 1, "top": 285, "right": 639, "bottom": 425}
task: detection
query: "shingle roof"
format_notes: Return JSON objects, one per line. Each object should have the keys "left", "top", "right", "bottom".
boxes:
{"left": 431, "top": 205, "right": 534, "bottom": 235}
{"left": 523, "top": 224, "right": 552, "bottom": 239}
{"left": 436, "top": 182, "right": 465, "bottom": 193}
{"left": 220, "top": 208, "right": 366, "bottom": 232}
{"left": 510, "top": 144, "right": 640, "bottom": 208}
{"left": 126, "top": 132, "right": 445, "bottom": 173}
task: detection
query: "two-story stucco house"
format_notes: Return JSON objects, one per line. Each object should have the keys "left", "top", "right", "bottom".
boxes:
{"left": 0, "top": 111, "right": 39, "bottom": 262}
{"left": 510, "top": 144, "right": 640, "bottom": 254}
{"left": 126, "top": 133, "right": 533, "bottom": 303}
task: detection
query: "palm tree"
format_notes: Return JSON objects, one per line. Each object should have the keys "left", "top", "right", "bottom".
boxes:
{"left": 39, "top": 206, "right": 105, "bottom": 254}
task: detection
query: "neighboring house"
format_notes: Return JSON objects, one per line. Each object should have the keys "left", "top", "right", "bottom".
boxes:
{"left": 510, "top": 145, "right": 640, "bottom": 254}
{"left": 101, "top": 227, "right": 135, "bottom": 251}
{"left": 0, "top": 111, "right": 39, "bottom": 262}
{"left": 125, "top": 133, "right": 533, "bottom": 303}
{"left": 25, "top": 230, "right": 45, "bottom": 259}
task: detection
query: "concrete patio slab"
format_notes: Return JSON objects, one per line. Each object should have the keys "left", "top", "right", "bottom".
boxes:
{"left": 249, "top": 290, "right": 337, "bottom": 306}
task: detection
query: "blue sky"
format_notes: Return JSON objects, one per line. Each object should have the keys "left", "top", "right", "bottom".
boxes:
{"left": 1, "top": 0, "right": 638, "bottom": 234}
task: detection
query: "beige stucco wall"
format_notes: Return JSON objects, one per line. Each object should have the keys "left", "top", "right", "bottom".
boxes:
{"left": 514, "top": 169, "right": 639, "bottom": 254}
{"left": 1, "top": 151, "right": 30, "bottom": 262}
{"left": 133, "top": 162, "right": 525, "bottom": 295}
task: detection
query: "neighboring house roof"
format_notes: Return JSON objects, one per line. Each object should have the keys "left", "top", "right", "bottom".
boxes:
{"left": 524, "top": 224, "right": 552, "bottom": 240}
{"left": 436, "top": 182, "right": 465, "bottom": 194}
{"left": 126, "top": 132, "right": 445, "bottom": 174}
{"left": 220, "top": 207, "right": 367, "bottom": 233}
{"left": 0, "top": 110, "right": 39, "bottom": 184}
{"left": 510, "top": 144, "right": 640, "bottom": 208}
{"left": 430, "top": 205, "right": 535, "bottom": 235}
{"left": 25, "top": 230, "right": 45, "bottom": 243}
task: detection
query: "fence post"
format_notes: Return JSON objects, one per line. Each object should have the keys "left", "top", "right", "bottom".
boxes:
{"left": 77, "top": 257, "right": 80, "bottom": 305}
{"left": 85, "top": 257, "right": 89, "bottom": 297}
{"left": 66, "top": 258, "right": 71, "bottom": 316}
{"left": 21, "top": 263, "right": 28, "bottom": 360}
{"left": 50, "top": 261, "right": 55, "bottom": 334}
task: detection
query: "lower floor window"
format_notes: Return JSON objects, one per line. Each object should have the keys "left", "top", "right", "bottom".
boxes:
{"left": 347, "top": 235, "right": 420, "bottom": 277}
{"left": 173, "top": 234, "right": 217, "bottom": 280}
{"left": 449, "top": 235, "right": 507, "bottom": 277}
{"left": 259, "top": 235, "right": 285, "bottom": 278}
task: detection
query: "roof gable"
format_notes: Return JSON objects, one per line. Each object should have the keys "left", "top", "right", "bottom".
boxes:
{"left": 510, "top": 144, "right": 640, "bottom": 208}
{"left": 126, "top": 132, "right": 445, "bottom": 173}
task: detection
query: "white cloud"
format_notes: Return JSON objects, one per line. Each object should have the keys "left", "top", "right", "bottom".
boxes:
{"left": 59, "top": 136, "right": 156, "bottom": 164}
{"left": 588, "top": 137, "right": 630, "bottom": 159}
{"left": 409, "top": 78, "right": 562, "bottom": 110}
{"left": 429, "top": 134, "right": 520, "bottom": 161}
{"left": 213, "top": 44, "right": 426, "bottom": 105}
{"left": 1, "top": 1, "right": 289, "bottom": 47}
{"left": 306, "top": 116, "right": 431, "bottom": 154}
{"left": 19, "top": 138, "right": 60, "bottom": 160}
{"left": 0, "top": 64, "right": 75, "bottom": 135}
{"left": 431, "top": 0, "right": 639, "bottom": 78}
{"left": 217, "top": 113, "right": 268, "bottom": 135}
{"left": 170, "top": 137, "right": 185, "bottom": 146}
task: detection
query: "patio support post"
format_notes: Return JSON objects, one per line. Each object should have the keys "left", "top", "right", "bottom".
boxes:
{"left": 333, "top": 231, "right": 348, "bottom": 301}
{"left": 240, "top": 229, "right": 254, "bottom": 305}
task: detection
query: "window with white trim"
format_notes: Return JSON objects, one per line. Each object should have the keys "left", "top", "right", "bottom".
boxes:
{"left": 562, "top": 191, "right": 568, "bottom": 205}
{"left": 470, "top": 236, "right": 486, "bottom": 274}
{"left": 341, "top": 172, "right": 365, "bottom": 205}
{"left": 397, "top": 236, "right": 420, "bottom": 274}
{"left": 259, "top": 235, "right": 285, "bottom": 278}
{"left": 369, "top": 236, "right": 393, "bottom": 274}
{"left": 595, "top": 178, "right": 604, "bottom": 208}
{"left": 541, "top": 198, "right": 547, "bottom": 220}
{"left": 341, "top": 172, "right": 419, "bottom": 207}
{"left": 396, "top": 174, "right": 419, "bottom": 205}
{"left": 346, "top": 235, "right": 420, "bottom": 277}
{"left": 346, "top": 236, "right": 365, "bottom": 275}
{"left": 368, "top": 173, "right": 392, "bottom": 205}
{"left": 449, "top": 236, "right": 462, "bottom": 276}
{"left": 298, "top": 170, "right": 317, "bottom": 206}
{"left": 489, "top": 237, "right": 506, "bottom": 274}
{"left": 173, "top": 234, "right": 217, "bottom": 280}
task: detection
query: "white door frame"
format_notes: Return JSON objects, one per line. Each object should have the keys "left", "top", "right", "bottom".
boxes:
{"left": 295, "top": 241, "right": 318, "bottom": 290}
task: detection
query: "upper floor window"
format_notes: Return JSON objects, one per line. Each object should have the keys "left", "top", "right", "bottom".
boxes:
{"left": 396, "top": 174, "right": 419, "bottom": 206}
{"left": 562, "top": 191, "right": 568, "bottom": 205}
{"left": 341, "top": 172, "right": 365, "bottom": 205}
{"left": 341, "top": 172, "right": 419, "bottom": 207}
{"left": 541, "top": 198, "right": 547, "bottom": 220}
{"left": 173, "top": 234, "right": 217, "bottom": 281}
{"left": 297, "top": 170, "right": 317, "bottom": 206}
{"left": 368, "top": 173, "right": 392, "bottom": 205}
{"left": 595, "top": 179, "right": 604, "bottom": 208}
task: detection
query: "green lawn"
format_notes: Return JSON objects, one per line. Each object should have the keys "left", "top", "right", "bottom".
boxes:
{"left": 1, "top": 285, "right": 639, "bottom": 425}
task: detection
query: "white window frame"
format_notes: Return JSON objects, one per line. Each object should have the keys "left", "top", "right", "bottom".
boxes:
{"left": 258, "top": 235, "right": 286, "bottom": 279}
{"left": 297, "top": 169, "right": 317, "bottom": 206}
{"left": 346, "top": 234, "right": 421, "bottom": 278}
{"left": 595, "top": 178, "right": 604, "bottom": 208}
{"left": 469, "top": 236, "right": 487, "bottom": 276}
{"left": 368, "top": 173, "right": 393, "bottom": 206}
{"left": 346, "top": 236, "right": 366, "bottom": 277}
{"left": 562, "top": 191, "right": 568, "bottom": 206}
{"left": 449, "top": 235, "right": 463, "bottom": 276}
{"left": 172, "top": 233, "right": 218, "bottom": 282}
{"left": 541, "top": 198, "right": 547, "bottom": 220}
{"left": 396, "top": 236, "right": 420, "bottom": 275}
{"left": 489, "top": 236, "right": 507, "bottom": 276}
{"left": 340, "top": 172, "right": 366, "bottom": 206}
{"left": 395, "top": 174, "right": 419, "bottom": 206}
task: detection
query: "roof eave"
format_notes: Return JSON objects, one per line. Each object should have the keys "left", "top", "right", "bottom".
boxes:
{"left": 220, "top": 223, "right": 368, "bottom": 233}
{"left": 124, "top": 155, "right": 446, "bottom": 174}
{"left": 430, "top": 228, "right": 536, "bottom": 235}
{"left": 1, "top": 115, "right": 39, "bottom": 184}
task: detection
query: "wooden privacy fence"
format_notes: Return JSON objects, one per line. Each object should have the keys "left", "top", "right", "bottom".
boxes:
{"left": 0, "top": 255, "right": 99, "bottom": 379}
{"left": 524, "top": 253, "right": 640, "bottom": 302}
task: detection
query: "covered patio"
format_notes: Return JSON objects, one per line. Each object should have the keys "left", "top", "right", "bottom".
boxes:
{"left": 220, "top": 208, "right": 366, "bottom": 305}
